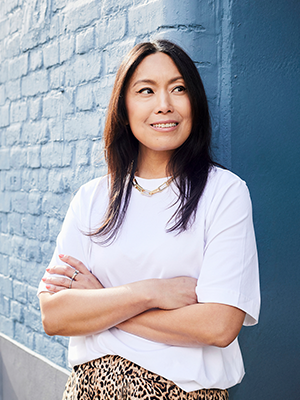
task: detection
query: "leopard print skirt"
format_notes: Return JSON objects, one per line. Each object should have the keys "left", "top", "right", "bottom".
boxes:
{"left": 62, "top": 355, "right": 228, "bottom": 400}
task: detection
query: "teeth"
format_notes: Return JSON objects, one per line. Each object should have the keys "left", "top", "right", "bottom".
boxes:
{"left": 152, "top": 123, "right": 177, "bottom": 128}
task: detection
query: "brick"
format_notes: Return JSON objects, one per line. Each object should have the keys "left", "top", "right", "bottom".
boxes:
{"left": 0, "top": 275, "right": 13, "bottom": 297}
{"left": 65, "top": 52, "right": 101, "bottom": 86}
{"left": 64, "top": 113, "right": 100, "bottom": 141}
{"left": 5, "top": 78, "right": 21, "bottom": 101}
{"left": 9, "top": 8, "right": 23, "bottom": 35}
{"left": 0, "top": 84, "right": 5, "bottom": 105}
{"left": 76, "top": 83, "right": 94, "bottom": 111}
{"left": 9, "top": 257, "right": 24, "bottom": 281}
{"left": 25, "top": 239, "right": 42, "bottom": 264}
{"left": 49, "top": 118, "right": 64, "bottom": 142}
{"left": 5, "top": 33, "right": 20, "bottom": 59}
{"left": 12, "top": 191, "right": 28, "bottom": 213}
{"left": 22, "top": 214, "right": 48, "bottom": 241}
{"left": 8, "top": 212, "right": 22, "bottom": 235}
{"left": 76, "top": 27, "right": 95, "bottom": 54}
{"left": 4, "top": 0, "right": 19, "bottom": 14}
{"left": 63, "top": 0, "right": 100, "bottom": 32}
{"left": 0, "top": 233, "right": 12, "bottom": 256}
{"left": 49, "top": 217, "right": 62, "bottom": 242}
{"left": 43, "top": 90, "right": 73, "bottom": 119}
{"left": 76, "top": 139, "right": 91, "bottom": 166}
{"left": 43, "top": 41, "right": 60, "bottom": 68}
{"left": 49, "top": 12, "right": 62, "bottom": 40}
{"left": 22, "top": 70, "right": 48, "bottom": 97}
{"left": 91, "top": 139, "right": 105, "bottom": 167}
{"left": 28, "top": 285, "right": 40, "bottom": 308}
{"left": 0, "top": 254, "right": 9, "bottom": 275}
{"left": 49, "top": 66, "right": 65, "bottom": 90}
{"left": 103, "top": 39, "right": 136, "bottom": 74}
{"left": 11, "top": 300, "right": 23, "bottom": 322}
{"left": 96, "top": 13, "right": 127, "bottom": 48}
{"left": 10, "top": 146, "right": 27, "bottom": 168}
{"left": 23, "top": 260, "right": 42, "bottom": 287}
{"left": 0, "top": 294, "right": 10, "bottom": 317}
{"left": 10, "top": 100, "right": 27, "bottom": 123}
{"left": 93, "top": 75, "right": 114, "bottom": 108}
{"left": 0, "top": 18, "right": 9, "bottom": 41}
{"left": 0, "top": 148, "right": 10, "bottom": 169}
{"left": 41, "top": 241, "right": 55, "bottom": 264}
{"left": 48, "top": 169, "right": 66, "bottom": 193}
{"left": 0, "top": 315, "right": 14, "bottom": 337}
{"left": 60, "top": 36, "right": 75, "bottom": 63}
{"left": 13, "top": 280, "right": 27, "bottom": 304}
{"left": 5, "top": 123, "right": 21, "bottom": 146}
{"left": 0, "top": 103, "right": 10, "bottom": 128}
{"left": 22, "top": 120, "right": 49, "bottom": 145}
{"left": 28, "top": 191, "right": 42, "bottom": 215}
{"left": 24, "top": 305, "right": 43, "bottom": 332}
{"left": 101, "top": 0, "right": 133, "bottom": 17}
{"left": 14, "top": 322, "right": 35, "bottom": 349}
{"left": 29, "top": 49, "right": 43, "bottom": 71}
{"left": 41, "top": 142, "right": 73, "bottom": 168}
{"left": 5, "top": 170, "right": 21, "bottom": 191}
{"left": 35, "top": 334, "right": 67, "bottom": 366}
{"left": 42, "top": 192, "right": 70, "bottom": 220}
{"left": 29, "top": 97, "right": 42, "bottom": 120}
{"left": 0, "top": 211, "right": 8, "bottom": 234}
{"left": 27, "top": 145, "right": 41, "bottom": 168}
{"left": 8, "top": 53, "right": 28, "bottom": 81}
{"left": 35, "top": 215, "right": 49, "bottom": 242}
{"left": 22, "top": 168, "right": 48, "bottom": 193}
{"left": 0, "top": 60, "right": 8, "bottom": 84}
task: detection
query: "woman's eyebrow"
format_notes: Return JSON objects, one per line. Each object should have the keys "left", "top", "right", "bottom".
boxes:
{"left": 132, "top": 76, "right": 184, "bottom": 88}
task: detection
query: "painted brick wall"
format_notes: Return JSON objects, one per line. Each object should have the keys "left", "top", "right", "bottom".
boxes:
{"left": 0, "top": 0, "right": 226, "bottom": 368}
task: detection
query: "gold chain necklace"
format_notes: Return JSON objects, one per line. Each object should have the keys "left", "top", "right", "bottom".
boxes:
{"left": 132, "top": 177, "right": 173, "bottom": 197}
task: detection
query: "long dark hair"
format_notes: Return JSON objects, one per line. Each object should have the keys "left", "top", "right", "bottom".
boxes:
{"left": 92, "top": 39, "right": 215, "bottom": 243}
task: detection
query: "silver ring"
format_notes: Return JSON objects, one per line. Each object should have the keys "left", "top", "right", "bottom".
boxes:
{"left": 71, "top": 270, "right": 79, "bottom": 281}
{"left": 69, "top": 270, "right": 79, "bottom": 289}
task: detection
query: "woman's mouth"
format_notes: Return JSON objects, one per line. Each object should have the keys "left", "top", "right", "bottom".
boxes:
{"left": 151, "top": 122, "right": 178, "bottom": 128}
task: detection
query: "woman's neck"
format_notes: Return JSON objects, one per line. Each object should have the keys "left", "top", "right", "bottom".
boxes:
{"left": 135, "top": 148, "right": 173, "bottom": 179}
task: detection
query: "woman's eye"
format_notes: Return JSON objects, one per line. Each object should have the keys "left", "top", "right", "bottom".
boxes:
{"left": 138, "top": 88, "right": 153, "bottom": 94}
{"left": 173, "top": 85, "right": 186, "bottom": 93}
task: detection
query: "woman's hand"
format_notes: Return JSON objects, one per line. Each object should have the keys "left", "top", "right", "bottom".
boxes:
{"left": 42, "top": 254, "right": 103, "bottom": 292}
{"left": 148, "top": 276, "right": 198, "bottom": 310}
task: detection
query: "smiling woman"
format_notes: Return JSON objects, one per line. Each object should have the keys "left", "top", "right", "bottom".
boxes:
{"left": 38, "top": 40, "right": 260, "bottom": 400}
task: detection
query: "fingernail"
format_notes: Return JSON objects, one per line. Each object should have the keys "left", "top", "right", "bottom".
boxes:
{"left": 59, "top": 254, "right": 64, "bottom": 258}
{"left": 46, "top": 285, "right": 51, "bottom": 289}
{"left": 46, "top": 268, "right": 49, "bottom": 272}
{"left": 42, "top": 277, "right": 46, "bottom": 282}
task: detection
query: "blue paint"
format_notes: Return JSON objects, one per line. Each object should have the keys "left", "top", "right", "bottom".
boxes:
{"left": 229, "top": 1, "right": 300, "bottom": 398}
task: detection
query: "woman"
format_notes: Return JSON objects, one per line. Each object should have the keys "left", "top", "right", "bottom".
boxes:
{"left": 38, "top": 40, "right": 260, "bottom": 399}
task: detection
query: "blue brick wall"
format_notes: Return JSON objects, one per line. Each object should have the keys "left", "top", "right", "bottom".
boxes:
{"left": 0, "top": 0, "right": 226, "bottom": 369}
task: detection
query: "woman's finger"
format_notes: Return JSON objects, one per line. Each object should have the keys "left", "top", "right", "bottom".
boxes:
{"left": 43, "top": 275, "right": 72, "bottom": 288}
{"left": 58, "top": 254, "right": 89, "bottom": 274}
{"left": 46, "top": 264, "right": 77, "bottom": 278}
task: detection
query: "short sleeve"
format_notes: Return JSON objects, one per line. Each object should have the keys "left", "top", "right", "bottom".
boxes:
{"left": 196, "top": 172, "right": 260, "bottom": 326}
{"left": 37, "top": 187, "right": 91, "bottom": 295}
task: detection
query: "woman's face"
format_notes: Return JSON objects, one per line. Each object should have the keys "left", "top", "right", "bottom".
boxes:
{"left": 125, "top": 52, "right": 192, "bottom": 158}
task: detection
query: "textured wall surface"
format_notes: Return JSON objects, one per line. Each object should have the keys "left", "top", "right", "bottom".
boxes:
{"left": 229, "top": 1, "right": 300, "bottom": 399}
{"left": 0, "top": 0, "right": 226, "bottom": 370}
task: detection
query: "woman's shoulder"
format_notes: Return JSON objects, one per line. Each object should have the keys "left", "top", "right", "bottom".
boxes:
{"left": 204, "top": 166, "right": 250, "bottom": 203}
{"left": 70, "top": 175, "right": 109, "bottom": 213}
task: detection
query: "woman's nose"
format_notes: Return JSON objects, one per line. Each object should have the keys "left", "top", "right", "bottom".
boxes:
{"left": 154, "top": 91, "right": 174, "bottom": 114}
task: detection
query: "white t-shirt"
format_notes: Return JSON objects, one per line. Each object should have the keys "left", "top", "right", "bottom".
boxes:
{"left": 38, "top": 167, "right": 260, "bottom": 391}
